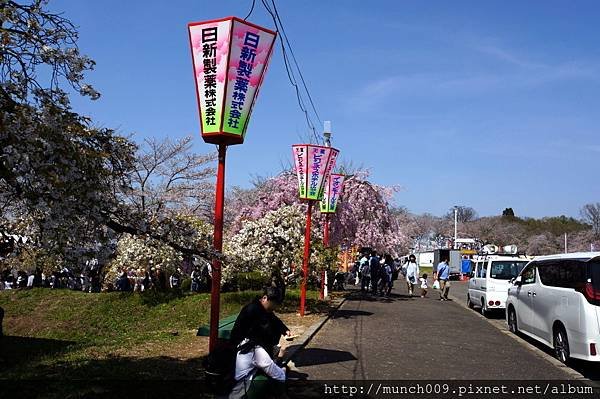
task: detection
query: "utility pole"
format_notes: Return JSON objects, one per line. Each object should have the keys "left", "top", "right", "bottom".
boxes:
{"left": 454, "top": 206, "right": 458, "bottom": 249}
{"left": 321, "top": 121, "right": 332, "bottom": 300}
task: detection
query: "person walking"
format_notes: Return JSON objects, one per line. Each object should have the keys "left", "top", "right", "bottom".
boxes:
{"left": 360, "top": 255, "right": 371, "bottom": 293}
{"left": 405, "top": 255, "right": 419, "bottom": 296}
{"left": 170, "top": 268, "right": 182, "bottom": 290}
{"left": 190, "top": 266, "right": 200, "bottom": 293}
{"left": 352, "top": 256, "right": 361, "bottom": 286}
{"left": 369, "top": 251, "right": 381, "bottom": 295}
{"left": 437, "top": 258, "right": 451, "bottom": 300}
{"left": 382, "top": 256, "right": 393, "bottom": 297}
{"left": 419, "top": 273, "right": 429, "bottom": 298}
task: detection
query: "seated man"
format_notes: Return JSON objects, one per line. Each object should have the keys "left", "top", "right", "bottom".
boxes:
{"left": 229, "top": 320, "right": 287, "bottom": 399}
{"left": 228, "top": 287, "right": 291, "bottom": 399}
{"left": 229, "top": 287, "right": 290, "bottom": 350}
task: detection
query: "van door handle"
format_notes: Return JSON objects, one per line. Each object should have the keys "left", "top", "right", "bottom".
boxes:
{"left": 532, "top": 292, "right": 536, "bottom": 297}
{"left": 527, "top": 291, "right": 532, "bottom": 296}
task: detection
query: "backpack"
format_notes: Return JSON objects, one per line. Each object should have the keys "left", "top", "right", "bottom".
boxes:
{"left": 203, "top": 341, "right": 237, "bottom": 395}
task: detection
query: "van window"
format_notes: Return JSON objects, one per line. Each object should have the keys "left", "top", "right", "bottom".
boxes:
{"left": 521, "top": 263, "right": 536, "bottom": 284}
{"left": 538, "top": 260, "right": 587, "bottom": 289}
{"left": 490, "top": 261, "right": 528, "bottom": 280}
{"left": 479, "top": 262, "right": 487, "bottom": 278}
{"left": 591, "top": 260, "right": 600, "bottom": 290}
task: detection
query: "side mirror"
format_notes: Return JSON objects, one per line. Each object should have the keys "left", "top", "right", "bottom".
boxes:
{"left": 513, "top": 276, "right": 522, "bottom": 286}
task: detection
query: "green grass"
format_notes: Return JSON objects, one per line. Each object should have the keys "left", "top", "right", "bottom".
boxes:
{"left": 0, "top": 288, "right": 328, "bottom": 380}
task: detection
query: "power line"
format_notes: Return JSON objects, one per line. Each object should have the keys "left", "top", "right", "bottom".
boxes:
{"left": 259, "top": 0, "right": 322, "bottom": 143}
{"left": 243, "top": 0, "right": 256, "bottom": 21}
{"left": 269, "top": 0, "right": 322, "bottom": 125}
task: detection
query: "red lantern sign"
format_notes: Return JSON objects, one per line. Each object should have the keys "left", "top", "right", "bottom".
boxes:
{"left": 188, "top": 17, "right": 277, "bottom": 145}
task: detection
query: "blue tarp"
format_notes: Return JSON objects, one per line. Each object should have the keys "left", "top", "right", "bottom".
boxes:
{"left": 461, "top": 259, "right": 471, "bottom": 273}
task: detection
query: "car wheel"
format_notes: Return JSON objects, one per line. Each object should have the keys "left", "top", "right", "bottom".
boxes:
{"left": 467, "top": 294, "right": 474, "bottom": 309}
{"left": 480, "top": 300, "right": 488, "bottom": 317}
{"left": 508, "top": 308, "right": 518, "bottom": 334}
{"left": 553, "top": 326, "right": 570, "bottom": 364}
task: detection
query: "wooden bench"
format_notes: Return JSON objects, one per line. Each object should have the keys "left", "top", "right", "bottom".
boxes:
{"left": 197, "top": 313, "right": 239, "bottom": 340}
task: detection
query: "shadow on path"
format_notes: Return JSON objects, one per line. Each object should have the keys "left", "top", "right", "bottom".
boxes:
{"left": 332, "top": 309, "right": 373, "bottom": 319}
{"left": 292, "top": 348, "right": 357, "bottom": 367}
{"left": 344, "top": 292, "right": 413, "bottom": 303}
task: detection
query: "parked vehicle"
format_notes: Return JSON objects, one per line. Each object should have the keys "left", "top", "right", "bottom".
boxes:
{"left": 467, "top": 254, "right": 529, "bottom": 316}
{"left": 506, "top": 252, "right": 600, "bottom": 364}
{"left": 433, "top": 249, "right": 462, "bottom": 279}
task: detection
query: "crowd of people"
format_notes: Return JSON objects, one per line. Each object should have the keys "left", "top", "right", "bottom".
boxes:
{"left": 0, "top": 262, "right": 213, "bottom": 294}
{"left": 111, "top": 264, "right": 211, "bottom": 292}
{"left": 348, "top": 251, "right": 452, "bottom": 300}
{"left": 346, "top": 251, "right": 402, "bottom": 297}
{"left": 0, "top": 265, "right": 102, "bottom": 292}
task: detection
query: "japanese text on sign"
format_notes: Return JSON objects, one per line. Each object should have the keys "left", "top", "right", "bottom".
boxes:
{"left": 308, "top": 149, "right": 325, "bottom": 198}
{"left": 201, "top": 27, "right": 218, "bottom": 127}
{"left": 227, "top": 32, "right": 260, "bottom": 129}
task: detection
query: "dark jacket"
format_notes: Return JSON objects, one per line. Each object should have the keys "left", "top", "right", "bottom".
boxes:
{"left": 369, "top": 256, "right": 381, "bottom": 278}
{"left": 230, "top": 297, "right": 288, "bottom": 349}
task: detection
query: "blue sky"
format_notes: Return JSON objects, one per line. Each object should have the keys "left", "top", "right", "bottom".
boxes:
{"left": 53, "top": 0, "right": 600, "bottom": 218}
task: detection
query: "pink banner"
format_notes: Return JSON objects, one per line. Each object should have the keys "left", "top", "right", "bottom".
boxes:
{"left": 292, "top": 144, "right": 339, "bottom": 201}
{"left": 320, "top": 174, "right": 345, "bottom": 213}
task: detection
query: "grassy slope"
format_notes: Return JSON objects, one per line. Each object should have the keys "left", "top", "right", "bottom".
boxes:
{"left": 0, "top": 288, "right": 323, "bottom": 379}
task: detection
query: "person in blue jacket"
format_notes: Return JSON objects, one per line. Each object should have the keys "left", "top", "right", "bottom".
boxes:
{"left": 437, "top": 259, "right": 450, "bottom": 300}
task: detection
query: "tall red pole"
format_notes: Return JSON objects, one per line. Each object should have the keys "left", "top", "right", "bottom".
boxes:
{"left": 209, "top": 144, "right": 226, "bottom": 352}
{"left": 300, "top": 201, "right": 313, "bottom": 316}
{"left": 323, "top": 214, "right": 330, "bottom": 247}
{"left": 320, "top": 214, "right": 329, "bottom": 300}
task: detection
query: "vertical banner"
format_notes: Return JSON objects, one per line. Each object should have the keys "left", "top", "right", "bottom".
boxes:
{"left": 188, "top": 17, "right": 276, "bottom": 145}
{"left": 318, "top": 149, "right": 338, "bottom": 200}
{"left": 320, "top": 174, "right": 345, "bottom": 213}
{"left": 292, "top": 144, "right": 339, "bottom": 201}
{"left": 292, "top": 145, "right": 308, "bottom": 199}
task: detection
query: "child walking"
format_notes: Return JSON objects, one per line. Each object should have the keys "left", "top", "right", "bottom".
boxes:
{"left": 419, "top": 273, "right": 429, "bottom": 298}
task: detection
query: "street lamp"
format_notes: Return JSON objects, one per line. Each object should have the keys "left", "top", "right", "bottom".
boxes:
{"left": 292, "top": 144, "right": 339, "bottom": 316}
{"left": 188, "top": 17, "right": 277, "bottom": 351}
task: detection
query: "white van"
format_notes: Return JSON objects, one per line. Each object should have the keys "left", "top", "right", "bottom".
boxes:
{"left": 467, "top": 255, "right": 529, "bottom": 316}
{"left": 506, "top": 252, "right": 600, "bottom": 363}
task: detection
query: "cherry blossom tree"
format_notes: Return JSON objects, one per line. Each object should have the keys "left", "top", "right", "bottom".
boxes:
{"left": 223, "top": 204, "right": 324, "bottom": 283}
{"left": 226, "top": 169, "right": 407, "bottom": 256}
{"left": 581, "top": 203, "right": 600, "bottom": 238}
{"left": 122, "top": 136, "right": 216, "bottom": 221}
{"left": 1, "top": 0, "right": 136, "bottom": 263}
{"left": 1, "top": 2, "right": 217, "bottom": 272}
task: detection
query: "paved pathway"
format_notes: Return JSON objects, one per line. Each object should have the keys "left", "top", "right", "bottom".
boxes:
{"left": 290, "top": 279, "right": 575, "bottom": 380}
{"left": 450, "top": 279, "right": 600, "bottom": 381}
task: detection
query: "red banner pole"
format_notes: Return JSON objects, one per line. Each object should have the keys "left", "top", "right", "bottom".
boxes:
{"left": 320, "top": 214, "right": 329, "bottom": 300}
{"left": 323, "top": 214, "right": 330, "bottom": 247}
{"left": 300, "top": 200, "right": 313, "bottom": 317}
{"left": 209, "top": 144, "right": 226, "bottom": 352}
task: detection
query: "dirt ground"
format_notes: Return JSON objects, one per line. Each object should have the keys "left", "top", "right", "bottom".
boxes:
{"left": 111, "top": 308, "right": 325, "bottom": 361}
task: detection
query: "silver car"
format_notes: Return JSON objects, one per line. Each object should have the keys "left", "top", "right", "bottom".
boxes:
{"left": 506, "top": 252, "right": 600, "bottom": 364}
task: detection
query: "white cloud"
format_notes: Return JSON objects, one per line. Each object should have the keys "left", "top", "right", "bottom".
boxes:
{"left": 346, "top": 35, "right": 600, "bottom": 112}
